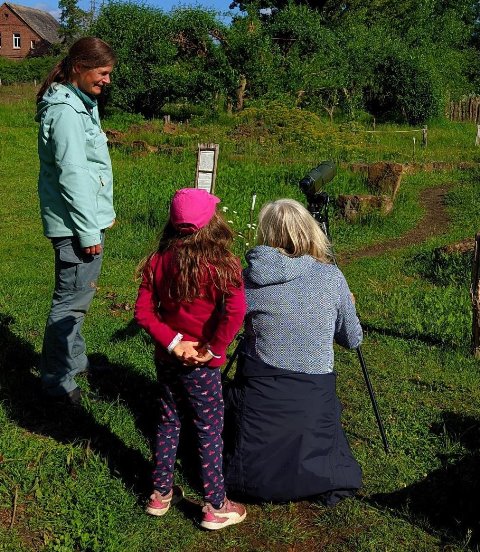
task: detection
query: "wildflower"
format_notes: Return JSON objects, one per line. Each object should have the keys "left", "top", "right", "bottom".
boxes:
{"left": 221, "top": 206, "right": 228, "bottom": 212}
{"left": 228, "top": 220, "right": 234, "bottom": 224}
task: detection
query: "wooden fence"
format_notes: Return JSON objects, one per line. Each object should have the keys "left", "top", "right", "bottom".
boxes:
{"left": 448, "top": 96, "right": 480, "bottom": 123}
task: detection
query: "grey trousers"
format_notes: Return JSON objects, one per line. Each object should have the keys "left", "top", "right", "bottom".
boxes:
{"left": 41, "top": 234, "right": 104, "bottom": 396}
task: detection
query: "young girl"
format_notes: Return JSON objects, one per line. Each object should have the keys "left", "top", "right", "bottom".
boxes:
{"left": 135, "top": 188, "right": 247, "bottom": 530}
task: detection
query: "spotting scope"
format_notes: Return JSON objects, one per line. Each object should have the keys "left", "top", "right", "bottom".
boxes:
{"left": 299, "top": 161, "right": 336, "bottom": 199}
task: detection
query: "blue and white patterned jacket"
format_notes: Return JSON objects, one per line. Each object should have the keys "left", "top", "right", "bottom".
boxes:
{"left": 243, "top": 245, "right": 363, "bottom": 374}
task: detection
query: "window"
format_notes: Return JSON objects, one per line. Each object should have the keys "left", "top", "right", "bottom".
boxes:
{"left": 13, "top": 33, "right": 20, "bottom": 49}
{"left": 30, "top": 39, "right": 35, "bottom": 49}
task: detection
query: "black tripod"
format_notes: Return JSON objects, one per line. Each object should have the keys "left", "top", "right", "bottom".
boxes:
{"left": 307, "top": 192, "right": 390, "bottom": 454}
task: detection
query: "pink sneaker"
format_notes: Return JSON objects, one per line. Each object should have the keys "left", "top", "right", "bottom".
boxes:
{"left": 145, "top": 485, "right": 184, "bottom": 516}
{"left": 200, "top": 498, "right": 247, "bottom": 530}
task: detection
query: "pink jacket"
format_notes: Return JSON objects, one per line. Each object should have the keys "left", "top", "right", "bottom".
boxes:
{"left": 134, "top": 250, "right": 246, "bottom": 367}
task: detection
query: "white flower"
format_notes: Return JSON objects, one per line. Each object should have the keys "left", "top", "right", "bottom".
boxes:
{"left": 233, "top": 210, "right": 237, "bottom": 214}
{"left": 228, "top": 220, "right": 234, "bottom": 224}
{"left": 221, "top": 206, "right": 228, "bottom": 212}
{"left": 245, "top": 243, "right": 250, "bottom": 246}
{"left": 246, "top": 224, "right": 251, "bottom": 228}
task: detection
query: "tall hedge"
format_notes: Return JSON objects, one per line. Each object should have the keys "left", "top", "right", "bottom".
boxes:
{"left": 0, "top": 56, "right": 59, "bottom": 85}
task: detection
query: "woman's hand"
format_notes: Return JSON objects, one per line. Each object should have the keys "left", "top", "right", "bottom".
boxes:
{"left": 83, "top": 244, "right": 103, "bottom": 255}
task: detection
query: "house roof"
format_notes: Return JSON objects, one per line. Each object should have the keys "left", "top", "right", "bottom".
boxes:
{"left": 5, "top": 3, "right": 60, "bottom": 44}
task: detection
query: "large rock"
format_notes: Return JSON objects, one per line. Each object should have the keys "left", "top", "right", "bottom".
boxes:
{"left": 337, "top": 194, "right": 394, "bottom": 221}
{"left": 367, "top": 162, "right": 404, "bottom": 199}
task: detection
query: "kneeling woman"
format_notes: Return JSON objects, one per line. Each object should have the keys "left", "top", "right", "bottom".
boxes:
{"left": 223, "top": 199, "right": 363, "bottom": 505}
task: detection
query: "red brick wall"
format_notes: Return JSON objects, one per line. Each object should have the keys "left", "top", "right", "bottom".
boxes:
{"left": 0, "top": 4, "right": 43, "bottom": 60}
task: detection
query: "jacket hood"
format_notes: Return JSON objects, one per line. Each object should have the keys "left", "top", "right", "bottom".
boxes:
{"left": 244, "top": 245, "right": 316, "bottom": 286}
{"left": 35, "top": 83, "right": 88, "bottom": 122}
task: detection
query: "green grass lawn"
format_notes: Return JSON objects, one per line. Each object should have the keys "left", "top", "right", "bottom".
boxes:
{"left": 1, "top": 84, "right": 480, "bottom": 551}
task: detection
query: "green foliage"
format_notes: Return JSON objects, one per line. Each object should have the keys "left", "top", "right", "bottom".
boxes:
{"left": 84, "top": 1, "right": 480, "bottom": 123}
{"left": 0, "top": 56, "right": 59, "bottom": 85}
{"left": 91, "top": 3, "right": 234, "bottom": 117}
{"left": 365, "top": 50, "right": 442, "bottom": 124}
{"left": 225, "top": 13, "right": 283, "bottom": 101}
{"left": 58, "top": 0, "right": 91, "bottom": 46}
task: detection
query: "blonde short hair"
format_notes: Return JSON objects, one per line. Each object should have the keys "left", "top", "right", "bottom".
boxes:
{"left": 257, "top": 199, "right": 332, "bottom": 263}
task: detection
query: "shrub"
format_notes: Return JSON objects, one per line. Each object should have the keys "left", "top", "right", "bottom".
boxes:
{"left": 365, "top": 51, "right": 442, "bottom": 125}
{"left": 0, "top": 56, "right": 59, "bottom": 85}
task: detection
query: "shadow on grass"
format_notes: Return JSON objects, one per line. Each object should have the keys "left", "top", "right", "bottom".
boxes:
{"left": 370, "top": 411, "right": 480, "bottom": 546}
{"left": 0, "top": 312, "right": 151, "bottom": 496}
{"left": 362, "top": 322, "right": 461, "bottom": 350}
{"left": 87, "top": 350, "right": 203, "bottom": 495}
{"left": 0, "top": 313, "right": 204, "bottom": 506}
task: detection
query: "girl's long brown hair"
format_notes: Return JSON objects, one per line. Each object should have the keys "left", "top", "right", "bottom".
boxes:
{"left": 138, "top": 212, "right": 242, "bottom": 302}
{"left": 36, "top": 37, "right": 116, "bottom": 103}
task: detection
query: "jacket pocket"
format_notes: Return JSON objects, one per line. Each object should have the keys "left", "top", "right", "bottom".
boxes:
{"left": 94, "top": 132, "right": 108, "bottom": 149}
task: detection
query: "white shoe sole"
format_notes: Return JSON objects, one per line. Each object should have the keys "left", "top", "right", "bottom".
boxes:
{"left": 145, "top": 487, "right": 184, "bottom": 517}
{"left": 200, "top": 511, "right": 247, "bottom": 530}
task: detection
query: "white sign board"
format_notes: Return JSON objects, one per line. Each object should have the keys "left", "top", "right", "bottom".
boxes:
{"left": 195, "top": 143, "right": 219, "bottom": 193}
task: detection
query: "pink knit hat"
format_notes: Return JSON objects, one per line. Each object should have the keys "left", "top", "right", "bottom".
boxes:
{"left": 170, "top": 188, "right": 220, "bottom": 233}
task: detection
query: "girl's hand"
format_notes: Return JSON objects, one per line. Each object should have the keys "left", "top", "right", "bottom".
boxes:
{"left": 172, "top": 341, "right": 200, "bottom": 364}
{"left": 192, "top": 347, "right": 214, "bottom": 364}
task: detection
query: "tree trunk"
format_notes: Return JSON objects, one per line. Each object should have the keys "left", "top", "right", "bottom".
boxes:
{"left": 472, "top": 232, "right": 480, "bottom": 358}
{"left": 236, "top": 75, "right": 247, "bottom": 112}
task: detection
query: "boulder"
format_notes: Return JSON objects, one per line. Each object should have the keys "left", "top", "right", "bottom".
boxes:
{"left": 367, "top": 162, "right": 404, "bottom": 198}
{"left": 337, "top": 194, "right": 394, "bottom": 221}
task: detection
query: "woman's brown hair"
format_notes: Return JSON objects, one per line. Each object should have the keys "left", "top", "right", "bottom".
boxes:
{"left": 138, "top": 211, "right": 242, "bottom": 302}
{"left": 36, "top": 37, "right": 116, "bottom": 103}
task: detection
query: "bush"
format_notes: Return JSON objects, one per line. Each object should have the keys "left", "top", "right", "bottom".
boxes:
{"left": 0, "top": 56, "right": 59, "bottom": 85}
{"left": 365, "top": 51, "right": 442, "bottom": 125}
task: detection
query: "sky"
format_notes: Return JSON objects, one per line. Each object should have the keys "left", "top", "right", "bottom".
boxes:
{"left": 19, "top": 0, "right": 235, "bottom": 21}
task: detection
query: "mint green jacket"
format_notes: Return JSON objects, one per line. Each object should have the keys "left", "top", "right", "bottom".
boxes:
{"left": 36, "top": 83, "right": 115, "bottom": 248}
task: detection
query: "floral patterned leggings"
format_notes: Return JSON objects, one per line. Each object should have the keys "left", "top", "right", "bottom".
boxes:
{"left": 152, "top": 361, "right": 226, "bottom": 507}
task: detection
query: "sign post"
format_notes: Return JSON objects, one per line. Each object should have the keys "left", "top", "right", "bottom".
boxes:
{"left": 195, "top": 143, "right": 219, "bottom": 193}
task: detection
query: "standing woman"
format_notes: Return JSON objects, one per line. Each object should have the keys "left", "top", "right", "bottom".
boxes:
{"left": 224, "top": 198, "right": 363, "bottom": 505}
{"left": 36, "top": 37, "right": 116, "bottom": 404}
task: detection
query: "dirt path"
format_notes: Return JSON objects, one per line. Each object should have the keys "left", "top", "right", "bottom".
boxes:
{"left": 337, "top": 185, "right": 451, "bottom": 265}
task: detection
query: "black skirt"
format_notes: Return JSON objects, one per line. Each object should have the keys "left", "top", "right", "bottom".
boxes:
{"left": 223, "top": 353, "right": 362, "bottom": 505}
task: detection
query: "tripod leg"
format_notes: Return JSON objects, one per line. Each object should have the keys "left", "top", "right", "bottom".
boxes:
{"left": 221, "top": 336, "right": 243, "bottom": 383}
{"left": 356, "top": 346, "right": 390, "bottom": 454}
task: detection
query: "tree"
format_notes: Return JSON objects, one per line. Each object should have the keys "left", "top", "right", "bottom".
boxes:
{"left": 91, "top": 3, "right": 235, "bottom": 116}
{"left": 58, "top": 0, "right": 89, "bottom": 46}
{"left": 225, "top": 13, "right": 283, "bottom": 106}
